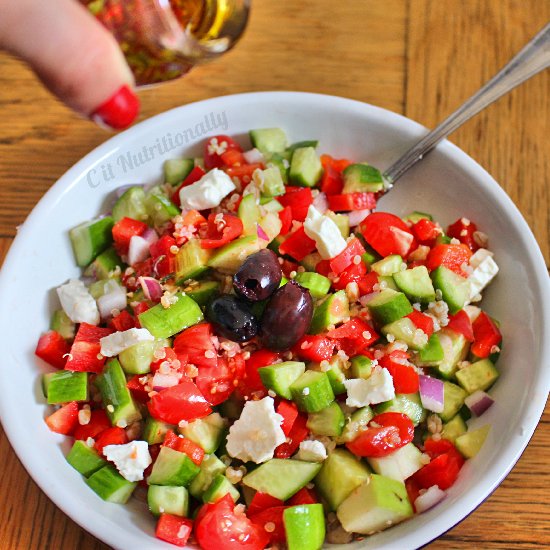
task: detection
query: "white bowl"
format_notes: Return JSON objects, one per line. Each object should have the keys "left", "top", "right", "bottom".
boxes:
{"left": 0, "top": 92, "right": 548, "bottom": 550}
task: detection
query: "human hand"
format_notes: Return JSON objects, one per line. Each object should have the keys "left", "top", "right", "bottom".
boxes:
{"left": 0, "top": 0, "right": 140, "bottom": 130}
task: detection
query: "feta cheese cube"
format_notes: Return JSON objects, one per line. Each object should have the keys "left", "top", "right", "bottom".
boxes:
{"left": 344, "top": 367, "right": 395, "bottom": 407}
{"left": 100, "top": 327, "right": 155, "bottom": 357}
{"left": 296, "top": 440, "right": 327, "bottom": 462}
{"left": 304, "top": 205, "right": 347, "bottom": 260}
{"left": 226, "top": 397, "right": 286, "bottom": 464}
{"left": 179, "top": 168, "right": 236, "bottom": 211}
{"left": 103, "top": 440, "right": 152, "bottom": 482}
{"left": 468, "top": 255, "right": 499, "bottom": 300}
{"left": 469, "top": 248, "right": 494, "bottom": 269}
{"left": 57, "top": 279, "right": 100, "bottom": 325}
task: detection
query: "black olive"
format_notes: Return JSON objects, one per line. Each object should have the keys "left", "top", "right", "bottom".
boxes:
{"left": 260, "top": 280, "right": 313, "bottom": 351}
{"left": 206, "top": 295, "right": 258, "bottom": 343}
{"left": 233, "top": 249, "right": 282, "bottom": 302}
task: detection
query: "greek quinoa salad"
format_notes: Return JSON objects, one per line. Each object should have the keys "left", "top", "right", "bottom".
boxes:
{"left": 35, "top": 128, "right": 502, "bottom": 549}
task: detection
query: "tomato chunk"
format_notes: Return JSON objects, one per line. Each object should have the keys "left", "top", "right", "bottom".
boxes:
{"left": 329, "top": 237, "right": 366, "bottom": 274}
{"left": 471, "top": 311, "right": 502, "bottom": 358}
{"left": 204, "top": 135, "right": 242, "bottom": 170}
{"left": 447, "top": 217, "right": 479, "bottom": 251}
{"left": 278, "top": 187, "right": 313, "bottom": 222}
{"left": 406, "top": 310, "right": 435, "bottom": 338}
{"left": 200, "top": 213, "right": 243, "bottom": 249}
{"left": 276, "top": 400, "right": 299, "bottom": 437}
{"left": 275, "top": 414, "right": 308, "bottom": 458}
{"left": 278, "top": 226, "right": 317, "bottom": 261}
{"left": 360, "top": 212, "right": 416, "bottom": 257}
{"left": 65, "top": 323, "right": 114, "bottom": 373}
{"left": 446, "top": 309, "right": 474, "bottom": 341}
{"left": 73, "top": 409, "right": 112, "bottom": 441}
{"left": 247, "top": 492, "right": 284, "bottom": 516}
{"left": 45, "top": 401, "right": 79, "bottom": 435}
{"left": 156, "top": 514, "right": 193, "bottom": 547}
{"left": 426, "top": 243, "right": 472, "bottom": 275}
{"left": 112, "top": 217, "right": 148, "bottom": 255}
{"left": 163, "top": 430, "right": 205, "bottom": 465}
{"left": 378, "top": 352, "right": 419, "bottom": 394}
{"left": 95, "top": 426, "right": 129, "bottom": 456}
{"left": 35, "top": 330, "right": 71, "bottom": 369}
{"left": 249, "top": 506, "right": 287, "bottom": 545}
{"left": 328, "top": 192, "right": 376, "bottom": 212}
{"left": 173, "top": 323, "right": 218, "bottom": 369}
{"left": 292, "top": 335, "right": 336, "bottom": 362}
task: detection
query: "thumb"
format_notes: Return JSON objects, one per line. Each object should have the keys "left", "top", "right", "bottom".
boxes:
{"left": 0, "top": 0, "right": 140, "bottom": 130}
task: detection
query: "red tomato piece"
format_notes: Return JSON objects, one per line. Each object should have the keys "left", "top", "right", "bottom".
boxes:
{"left": 173, "top": 323, "right": 218, "bottom": 369}
{"left": 278, "top": 187, "right": 313, "bottom": 222}
{"left": 126, "top": 374, "right": 150, "bottom": 403}
{"left": 426, "top": 243, "right": 472, "bottom": 276}
{"left": 320, "top": 164, "right": 344, "bottom": 196}
{"left": 287, "top": 487, "right": 319, "bottom": 506}
{"left": 471, "top": 311, "right": 502, "bottom": 358}
{"left": 423, "top": 437, "right": 458, "bottom": 458}
{"left": 411, "top": 218, "right": 441, "bottom": 246}
{"left": 112, "top": 217, "right": 148, "bottom": 255}
{"left": 275, "top": 414, "right": 308, "bottom": 458}
{"left": 156, "top": 514, "right": 193, "bottom": 547}
{"left": 326, "top": 317, "right": 379, "bottom": 356}
{"left": 412, "top": 449, "right": 464, "bottom": 490}
{"left": 315, "top": 259, "right": 331, "bottom": 277}
{"left": 35, "top": 330, "right": 71, "bottom": 369}
{"left": 150, "top": 347, "right": 180, "bottom": 374}
{"left": 292, "top": 335, "right": 336, "bottom": 362}
{"left": 329, "top": 238, "right": 366, "bottom": 274}
{"left": 331, "top": 261, "right": 367, "bottom": 291}
{"left": 346, "top": 412, "right": 414, "bottom": 458}
{"left": 204, "top": 135, "right": 242, "bottom": 170}
{"left": 225, "top": 163, "right": 263, "bottom": 185}
{"left": 200, "top": 213, "right": 243, "bottom": 249}
{"left": 148, "top": 379, "right": 212, "bottom": 425}
{"left": 406, "top": 310, "right": 435, "bottom": 338}
{"left": 360, "top": 212, "right": 416, "bottom": 258}
{"left": 446, "top": 309, "right": 474, "bottom": 342}
{"left": 447, "top": 217, "right": 479, "bottom": 252}
{"left": 276, "top": 400, "right": 299, "bottom": 437}
{"left": 320, "top": 154, "right": 351, "bottom": 173}
{"left": 110, "top": 309, "right": 136, "bottom": 332}
{"left": 73, "top": 409, "right": 112, "bottom": 441}
{"left": 328, "top": 192, "right": 376, "bottom": 212}
{"left": 95, "top": 426, "right": 129, "bottom": 456}
{"left": 278, "top": 206, "right": 293, "bottom": 236}
{"left": 44, "top": 401, "right": 79, "bottom": 435}
{"left": 378, "top": 353, "right": 419, "bottom": 394}
{"left": 149, "top": 234, "right": 177, "bottom": 278}
{"left": 163, "top": 429, "right": 205, "bottom": 465}
{"left": 249, "top": 506, "right": 287, "bottom": 544}
{"left": 196, "top": 354, "right": 245, "bottom": 406}
{"left": 247, "top": 492, "right": 284, "bottom": 516}
{"left": 221, "top": 148, "right": 246, "bottom": 167}
{"left": 238, "top": 349, "right": 279, "bottom": 398}
{"left": 278, "top": 226, "right": 317, "bottom": 261}
{"left": 195, "top": 494, "right": 270, "bottom": 550}
{"left": 65, "top": 323, "right": 114, "bottom": 373}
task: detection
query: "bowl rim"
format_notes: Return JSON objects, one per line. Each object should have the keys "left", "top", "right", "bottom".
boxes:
{"left": 0, "top": 91, "right": 548, "bottom": 549}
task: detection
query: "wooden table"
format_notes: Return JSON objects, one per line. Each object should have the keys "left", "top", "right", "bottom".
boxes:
{"left": 0, "top": 1, "right": 548, "bottom": 548}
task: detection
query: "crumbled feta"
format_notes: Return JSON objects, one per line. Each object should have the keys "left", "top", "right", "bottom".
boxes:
{"left": 303, "top": 205, "right": 347, "bottom": 260}
{"left": 179, "top": 168, "right": 236, "bottom": 210}
{"left": 57, "top": 279, "right": 100, "bottom": 325}
{"left": 469, "top": 248, "right": 493, "bottom": 269}
{"left": 226, "top": 397, "right": 285, "bottom": 463}
{"left": 296, "top": 440, "right": 327, "bottom": 462}
{"left": 103, "top": 440, "right": 152, "bottom": 482}
{"left": 468, "top": 255, "right": 499, "bottom": 300}
{"left": 100, "top": 327, "right": 155, "bottom": 357}
{"left": 344, "top": 367, "right": 395, "bottom": 407}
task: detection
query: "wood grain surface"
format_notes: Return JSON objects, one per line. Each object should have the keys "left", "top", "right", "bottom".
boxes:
{"left": 0, "top": 1, "right": 548, "bottom": 548}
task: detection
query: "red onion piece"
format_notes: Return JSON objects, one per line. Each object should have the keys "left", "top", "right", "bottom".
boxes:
{"left": 414, "top": 485, "right": 446, "bottom": 513}
{"left": 347, "top": 208, "right": 372, "bottom": 227}
{"left": 312, "top": 191, "right": 328, "bottom": 214}
{"left": 419, "top": 374, "right": 445, "bottom": 413}
{"left": 465, "top": 390, "right": 494, "bottom": 416}
{"left": 128, "top": 235, "right": 151, "bottom": 265}
{"left": 243, "top": 148, "right": 265, "bottom": 165}
{"left": 97, "top": 282, "right": 127, "bottom": 319}
{"left": 139, "top": 276, "right": 163, "bottom": 303}
{"left": 141, "top": 227, "right": 159, "bottom": 246}
{"left": 257, "top": 224, "right": 270, "bottom": 241}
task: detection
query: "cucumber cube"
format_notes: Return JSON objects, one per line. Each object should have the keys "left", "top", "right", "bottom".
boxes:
{"left": 307, "top": 401, "right": 345, "bottom": 437}
{"left": 175, "top": 239, "right": 212, "bottom": 283}
{"left": 145, "top": 192, "right": 180, "bottom": 226}
{"left": 238, "top": 193, "right": 261, "bottom": 236}
{"left": 419, "top": 333, "right": 445, "bottom": 364}
{"left": 148, "top": 485, "right": 189, "bottom": 517}
{"left": 86, "top": 465, "right": 137, "bottom": 503}
{"left": 207, "top": 235, "right": 261, "bottom": 274}
{"left": 69, "top": 216, "right": 114, "bottom": 267}
{"left": 143, "top": 417, "right": 175, "bottom": 445}
{"left": 163, "top": 158, "right": 194, "bottom": 185}
{"left": 249, "top": 128, "right": 288, "bottom": 154}
{"left": 350, "top": 355, "right": 372, "bottom": 379}
{"left": 338, "top": 406, "right": 374, "bottom": 443}
{"left": 85, "top": 248, "right": 123, "bottom": 280}
{"left": 393, "top": 265, "right": 436, "bottom": 304}
{"left": 439, "top": 381, "right": 468, "bottom": 422}
{"left": 66, "top": 440, "right": 107, "bottom": 477}
{"left": 431, "top": 266, "right": 470, "bottom": 314}
{"left": 382, "top": 317, "right": 429, "bottom": 351}
{"left": 118, "top": 340, "right": 155, "bottom": 374}
{"left": 367, "top": 443, "right": 424, "bottom": 483}
{"left": 45, "top": 371, "right": 88, "bottom": 404}
{"left": 342, "top": 163, "right": 384, "bottom": 193}
{"left": 290, "top": 370, "right": 334, "bottom": 413}
{"left": 258, "top": 361, "right": 306, "bottom": 400}
{"left": 112, "top": 186, "right": 147, "bottom": 222}
{"left": 185, "top": 280, "right": 220, "bottom": 306}
{"left": 179, "top": 412, "right": 227, "bottom": 454}
{"left": 455, "top": 425, "right": 491, "bottom": 458}
{"left": 365, "top": 289, "right": 413, "bottom": 326}
{"left": 202, "top": 474, "right": 240, "bottom": 503}
{"left": 50, "top": 309, "right": 75, "bottom": 340}
{"left": 455, "top": 358, "right": 499, "bottom": 394}
{"left": 188, "top": 454, "right": 227, "bottom": 499}
{"left": 371, "top": 255, "right": 403, "bottom": 276}
{"left": 441, "top": 414, "right": 468, "bottom": 444}
{"left": 259, "top": 166, "right": 285, "bottom": 197}
{"left": 375, "top": 393, "right": 425, "bottom": 426}
{"left": 283, "top": 504, "right": 325, "bottom": 550}
{"left": 294, "top": 272, "right": 331, "bottom": 299}
{"left": 289, "top": 147, "right": 323, "bottom": 187}
{"left": 147, "top": 446, "right": 200, "bottom": 487}
{"left": 309, "top": 290, "right": 349, "bottom": 334}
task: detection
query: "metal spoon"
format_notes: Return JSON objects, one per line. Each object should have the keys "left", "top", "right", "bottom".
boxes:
{"left": 383, "top": 21, "right": 550, "bottom": 187}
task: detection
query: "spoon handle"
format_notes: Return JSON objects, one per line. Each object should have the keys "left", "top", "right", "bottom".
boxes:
{"left": 383, "top": 22, "right": 550, "bottom": 186}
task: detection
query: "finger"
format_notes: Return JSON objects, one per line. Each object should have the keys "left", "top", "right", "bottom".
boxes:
{"left": 0, "top": 0, "right": 140, "bottom": 129}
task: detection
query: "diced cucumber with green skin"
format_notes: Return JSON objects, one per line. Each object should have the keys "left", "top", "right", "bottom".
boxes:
{"left": 375, "top": 393, "right": 426, "bottom": 426}
{"left": 261, "top": 198, "right": 284, "bottom": 212}
{"left": 175, "top": 239, "right": 212, "bottom": 283}
{"left": 249, "top": 128, "right": 288, "bottom": 154}
{"left": 336, "top": 474, "right": 413, "bottom": 535}
{"left": 112, "top": 186, "right": 148, "bottom": 222}
{"left": 309, "top": 356, "right": 347, "bottom": 395}
{"left": 327, "top": 212, "right": 350, "bottom": 239}
{"left": 148, "top": 485, "right": 189, "bottom": 517}
{"left": 69, "top": 216, "right": 114, "bottom": 267}
{"left": 50, "top": 309, "right": 75, "bottom": 340}
{"left": 441, "top": 414, "right": 468, "bottom": 444}
{"left": 439, "top": 381, "right": 468, "bottom": 422}
{"left": 238, "top": 193, "right": 261, "bottom": 236}
{"left": 342, "top": 163, "right": 384, "bottom": 193}
{"left": 382, "top": 317, "right": 428, "bottom": 350}
{"left": 433, "top": 328, "right": 469, "bottom": 378}
{"left": 315, "top": 449, "right": 371, "bottom": 511}
{"left": 455, "top": 425, "right": 490, "bottom": 458}
{"left": 309, "top": 290, "right": 349, "bottom": 334}
{"left": 366, "top": 289, "right": 413, "bottom": 326}
{"left": 367, "top": 443, "right": 424, "bottom": 483}
{"left": 379, "top": 276, "right": 398, "bottom": 290}
{"left": 372, "top": 255, "right": 403, "bottom": 276}
{"left": 357, "top": 238, "right": 382, "bottom": 266}
{"left": 284, "top": 504, "right": 325, "bottom": 550}
{"left": 180, "top": 413, "right": 227, "bottom": 454}
{"left": 307, "top": 401, "right": 345, "bottom": 437}
{"left": 202, "top": 474, "right": 240, "bottom": 504}
{"left": 85, "top": 247, "right": 124, "bottom": 280}
{"left": 188, "top": 454, "right": 227, "bottom": 499}
{"left": 258, "top": 361, "right": 306, "bottom": 400}
{"left": 143, "top": 417, "right": 175, "bottom": 445}
{"left": 266, "top": 153, "right": 289, "bottom": 184}
{"left": 267, "top": 234, "right": 284, "bottom": 255}
{"left": 402, "top": 211, "right": 433, "bottom": 223}
{"left": 86, "top": 465, "right": 137, "bottom": 503}
{"left": 145, "top": 192, "right": 180, "bottom": 226}
{"left": 338, "top": 406, "right": 374, "bottom": 443}
{"left": 350, "top": 355, "right": 372, "bottom": 379}
{"left": 95, "top": 359, "right": 142, "bottom": 426}
{"left": 164, "top": 158, "right": 194, "bottom": 185}
{"left": 393, "top": 265, "right": 436, "bottom": 304}
{"left": 289, "top": 147, "right": 323, "bottom": 187}
{"left": 45, "top": 371, "right": 88, "bottom": 404}
{"left": 290, "top": 370, "right": 335, "bottom": 413}
{"left": 419, "top": 333, "right": 445, "bottom": 364}
{"left": 431, "top": 266, "right": 470, "bottom": 314}
{"left": 207, "top": 235, "right": 261, "bottom": 274}
{"left": 66, "top": 440, "right": 107, "bottom": 477}
{"left": 459, "top": 403, "right": 472, "bottom": 422}
{"left": 118, "top": 340, "right": 155, "bottom": 374}
{"left": 259, "top": 166, "right": 285, "bottom": 197}
{"left": 148, "top": 446, "right": 201, "bottom": 486}
{"left": 185, "top": 280, "right": 220, "bottom": 307}
{"left": 294, "top": 272, "right": 331, "bottom": 298}
{"left": 138, "top": 293, "right": 203, "bottom": 339}
{"left": 242, "top": 459, "right": 322, "bottom": 500}
{"left": 455, "top": 358, "right": 499, "bottom": 393}
{"left": 287, "top": 139, "right": 319, "bottom": 152}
